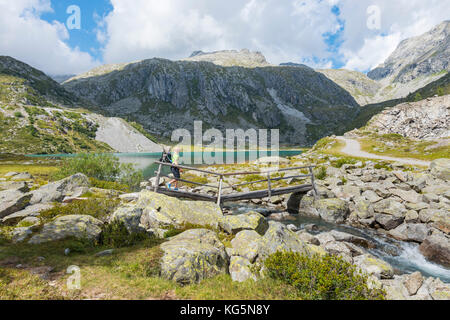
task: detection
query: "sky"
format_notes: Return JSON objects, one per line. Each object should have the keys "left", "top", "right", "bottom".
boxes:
{"left": 0, "top": 0, "right": 449, "bottom": 75}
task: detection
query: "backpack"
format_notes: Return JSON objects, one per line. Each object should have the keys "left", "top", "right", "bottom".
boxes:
{"left": 160, "top": 152, "right": 172, "bottom": 164}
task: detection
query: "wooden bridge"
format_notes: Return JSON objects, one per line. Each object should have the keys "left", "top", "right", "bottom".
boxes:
{"left": 152, "top": 161, "right": 318, "bottom": 206}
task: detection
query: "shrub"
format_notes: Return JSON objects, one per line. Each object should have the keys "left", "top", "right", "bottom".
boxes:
{"left": 14, "top": 112, "right": 23, "bottom": 118}
{"left": 314, "top": 166, "right": 327, "bottom": 180}
{"left": 243, "top": 174, "right": 265, "bottom": 183}
{"left": 54, "top": 153, "right": 143, "bottom": 190}
{"left": 39, "top": 198, "right": 120, "bottom": 222}
{"left": 100, "top": 220, "right": 148, "bottom": 248}
{"left": 264, "top": 251, "right": 385, "bottom": 300}
{"left": 332, "top": 158, "right": 356, "bottom": 168}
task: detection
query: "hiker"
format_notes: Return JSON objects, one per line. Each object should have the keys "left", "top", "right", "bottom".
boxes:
{"left": 167, "top": 146, "right": 182, "bottom": 190}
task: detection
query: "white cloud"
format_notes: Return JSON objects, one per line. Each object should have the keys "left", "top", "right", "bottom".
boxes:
{"left": 338, "top": 0, "right": 450, "bottom": 71}
{"left": 99, "top": 0, "right": 342, "bottom": 65}
{"left": 0, "top": 0, "right": 98, "bottom": 75}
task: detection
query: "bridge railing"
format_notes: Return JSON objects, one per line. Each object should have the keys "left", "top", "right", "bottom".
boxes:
{"left": 153, "top": 161, "right": 318, "bottom": 205}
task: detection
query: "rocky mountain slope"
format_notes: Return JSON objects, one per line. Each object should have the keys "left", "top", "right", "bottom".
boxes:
{"left": 364, "top": 95, "right": 449, "bottom": 140}
{"left": 316, "top": 69, "right": 382, "bottom": 105}
{"left": 183, "top": 49, "right": 272, "bottom": 68}
{"left": 0, "top": 56, "right": 162, "bottom": 154}
{"left": 319, "top": 21, "right": 449, "bottom": 105}
{"left": 63, "top": 58, "right": 360, "bottom": 146}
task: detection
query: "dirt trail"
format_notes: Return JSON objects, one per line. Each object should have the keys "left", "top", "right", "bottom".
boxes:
{"left": 336, "top": 137, "right": 431, "bottom": 167}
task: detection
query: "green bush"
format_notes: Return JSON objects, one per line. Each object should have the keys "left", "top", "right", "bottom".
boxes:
{"left": 39, "top": 198, "right": 120, "bottom": 222}
{"left": 314, "top": 166, "right": 327, "bottom": 180}
{"left": 54, "top": 153, "right": 143, "bottom": 190}
{"left": 332, "top": 158, "right": 356, "bottom": 168}
{"left": 264, "top": 251, "right": 385, "bottom": 300}
{"left": 14, "top": 111, "right": 23, "bottom": 118}
{"left": 100, "top": 220, "right": 148, "bottom": 248}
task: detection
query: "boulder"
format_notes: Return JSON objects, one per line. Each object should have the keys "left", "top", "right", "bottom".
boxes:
{"left": 390, "top": 189, "right": 423, "bottom": 204}
{"left": 219, "top": 211, "right": 268, "bottom": 235}
{"left": 381, "top": 277, "right": 410, "bottom": 300}
{"left": 230, "top": 230, "right": 266, "bottom": 263}
{"left": 428, "top": 278, "right": 450, "bottom": 300}
{"left": 403, "top": 272, "right": 423, "bottom": 296}
{"left": 229, "top": 256, "right": 257, "bottom": 282}
{"left": 419, "top": 209, "right": 450, "bottom": 234}
{"left": 300, "top": 197, "right": 349, "bottom": 224}
{"left": 261, "top": 221, "right": 308, "bottom": 256}
{"left": 11, "top": 227, "right": 33, "bottom": 243}
{"left": 109, "top": 206, "right": 145, "bottom": 234}
{"left": 1, "top": 203, "right": 53, "bottom": 225}
{"left": 351, "top": 198, "right": 374, "bottom": 220}
{"left": 0, "top": 190, "right": 32, "bottom": 219}
{"left": 29, "top": 173, "right": 90, "bottom": 205}
{"left": 159, "top": 229, "right": 229, "bottom": 284}
{"left": 375, "top": 214, "right": 404, "bottom": 231}
{"left": 0, "top": 181, "right": 29, "bottom": 192}
{"left": 419, "top": 233, "right": 450, "bottom": 268}
{"left": 389, "top": 224, "right": 431, "bottom": 243}
{"left": 296, "top": 231, "right": 320, "bottom": 245}
{"left": 362, "top": 190, "right": 382, "bottom": 203}
{"left": 353, "top": 254, "right": 394, "bottom": 279}
{"left": 137, "top": 191, "right": 223, "bottom": 230}
{"left": 430, "top": 159, "right": 450, "bottom": 181}
{"left": 373, "top": 198, "right": 407, "bottom": 216}
{"left": 328, "top": 230, "right": 373, "bottom": 248}
{"left": 28, "top": 215, "right": 103, "bottom": 244}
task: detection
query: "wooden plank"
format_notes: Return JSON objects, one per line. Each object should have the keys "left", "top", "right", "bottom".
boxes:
{"left": 154, "top": 163, "right": 162, "bottom": 192}
{"left": 221, "top": 165, "right": 316, "bottom": 177}
{"left": 217, "top": 176, "right": 223, "bottom": 205}
{"left": 156, "top": 188, "right": 216, "bottom": 202}
{"left": 220, "top": 184, "right": 313, "bottom": 202}
{"left": 222, "top": 173, "right": 312, "bottom": 189}
{"left": 160, "top": 175, "right": 219, "bottom": 189}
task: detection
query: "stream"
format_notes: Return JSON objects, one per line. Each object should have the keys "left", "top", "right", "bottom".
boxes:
{"left": 224, "top": 202, "right": 450, "bottom": 283}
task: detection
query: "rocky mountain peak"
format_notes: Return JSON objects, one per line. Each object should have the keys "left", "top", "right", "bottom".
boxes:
{"left": 183, "top": 49, "right": 272, "bottom": 68}
{"left": 368, "top": 20, "right": 449, "bottom": 84}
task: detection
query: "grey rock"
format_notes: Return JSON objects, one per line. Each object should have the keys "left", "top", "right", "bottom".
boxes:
{"left": 419, "top": 233, "right": 450, "bottom": 268}
{"left": 2, "top": 203, "right": 53, "bottom": 225}
{"left": 160, "top": 229, "right": 229, "bottom": 284}
{"left": 219, "top": 211, "right": 269, "bottom": 235}
{"left": 229, "top": 256, "right": 257, "bottom": 282}
{"left": 403, "top": 272, "right": 423, "bottom": 296}
{"left": 375, "top": 214, "right": 405, "bottom": 231}
{"left": 0, "top": 190, "right": 32, "bottom": 219}
{"left": 389, "top": 223, "right": 431, "bottom": 243}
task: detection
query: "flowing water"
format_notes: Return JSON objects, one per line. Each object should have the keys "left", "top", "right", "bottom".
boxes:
{"left": 224, "top": 202, "right": 450, "bottom": 283}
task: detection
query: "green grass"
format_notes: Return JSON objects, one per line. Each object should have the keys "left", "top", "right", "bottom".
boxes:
{"left": 0, "top": 236, "right": 299, "bottom": 300}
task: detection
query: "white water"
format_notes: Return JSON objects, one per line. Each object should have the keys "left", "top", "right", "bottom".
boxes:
{"left": 226, "top": 203, "right": 450, "bottom": 283}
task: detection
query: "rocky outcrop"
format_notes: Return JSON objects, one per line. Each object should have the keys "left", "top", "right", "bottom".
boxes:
{"left": 159, "top": 229, "right": 229, "bottom": 284}
{"left": 365, "top": 95, "right": 449, "bottom": 140}
{"left": 299, "top": 197, "right": 349, "bottom": 224}
{"left": 137, "top": 191, "right": 223, "bottom": 231}
{"left": 28, "top": 215, "right": 103, "bottom": 244}
{"left": 183, "top": 49, "right": 271, "bottom": 68}
{"left": 368, "top": 21, "right": 450, "bottom": 99}
{"left": 0, "top": 189, "right": 32, "bottom": 219}
{"left": 29, "top": 173, "right": 90, "bottom": 205}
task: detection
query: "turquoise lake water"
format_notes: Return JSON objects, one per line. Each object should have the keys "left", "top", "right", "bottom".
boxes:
{"left": 31, "top": 150, "right": 303, "bottom": 179}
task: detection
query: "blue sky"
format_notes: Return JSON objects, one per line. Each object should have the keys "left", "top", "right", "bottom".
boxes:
{"left": 1, "top": 0, "right": 448, "bottom": 75}
{"left": 40, "top": 0, "right": 113, "bottom": 62}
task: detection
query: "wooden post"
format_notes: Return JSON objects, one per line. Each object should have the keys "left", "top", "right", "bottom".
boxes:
{"left": 267, "top": 172, "right": 272, "bottom": 203}
{"left": 154, "top": 163, "right": 162, "bottom": 192}
{"left": 217, "top": 175, "right": 223, "bottom": 206}
{"left": 309, "top": 166, "right": 318, "bottom": 200}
